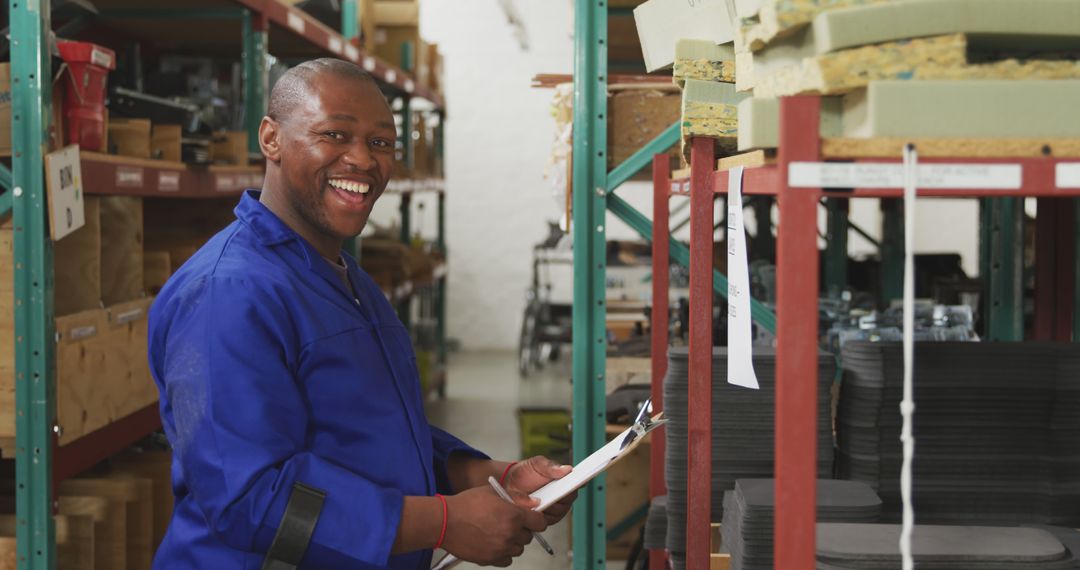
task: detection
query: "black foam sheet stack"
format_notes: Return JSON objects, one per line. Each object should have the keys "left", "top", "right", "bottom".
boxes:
{"left": 662, "top": 347, "right": 835, "bottom": 568}
{"left": 837, "top": 342, "right": 1080, "bottom": 526}
{"left": 720, "top": 479, "right": 881, "bottom": 570}
{"left": 643, "top": 495, "right": 668, "bottom": 551}
{"left": 816, "top": 523, "right": 1076, "bottom": 569}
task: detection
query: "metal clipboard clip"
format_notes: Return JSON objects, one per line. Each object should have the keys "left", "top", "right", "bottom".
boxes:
{"left": 620, "top": 397, "right": 667, "bottom": 451}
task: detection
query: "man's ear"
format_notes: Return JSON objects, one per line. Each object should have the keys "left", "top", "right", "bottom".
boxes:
{"left": 259, "top": 116, "right": 282, "bottom": 162}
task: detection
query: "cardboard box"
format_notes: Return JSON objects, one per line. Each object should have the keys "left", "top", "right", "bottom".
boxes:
{"left": 633, "top": 0, "right": 735, "bottom": 72}
{"left": 150, "top": 124, "right": 181, "bottom": 162}
{"left": 108, "top": 118, "right": 151, "bottom": 159}
{"left": 374, "top": 0, "right": 419, "bottom": 26}
{"left": 209, "top": 131, "right": 248, "bottom": 166}
{"left": 607, "top": 89, "right": 681, "bottom": 169}
{"left": 0, "top": 63, "right": 10, "bottom": 156}
{"left": 374, "top": 26, "right": 421, "bottom": 71}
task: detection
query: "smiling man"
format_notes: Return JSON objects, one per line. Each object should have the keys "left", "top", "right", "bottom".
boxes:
{"left": 148, "top": 58, "right": 574, "bottom": 569}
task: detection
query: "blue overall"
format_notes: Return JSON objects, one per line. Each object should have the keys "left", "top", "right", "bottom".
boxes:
{"left": 148, "top": 190, "right": 484, "bottom": 569}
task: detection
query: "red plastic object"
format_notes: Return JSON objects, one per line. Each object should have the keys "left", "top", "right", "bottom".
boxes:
{"left": 56, "top": 40, "right": 115, "bottom": 152}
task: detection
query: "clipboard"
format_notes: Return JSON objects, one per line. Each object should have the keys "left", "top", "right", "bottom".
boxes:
{"left": 432, "top": 412, "right": 667, "bottom": 569}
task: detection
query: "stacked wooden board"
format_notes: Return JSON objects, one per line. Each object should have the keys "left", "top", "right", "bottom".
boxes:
{"left": 733, "top": 0, "right": 1080, "bottom": 151}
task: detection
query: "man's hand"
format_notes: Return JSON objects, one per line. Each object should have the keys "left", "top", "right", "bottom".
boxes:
{"left": 442, "top": 486, "right": 548, "bottom": 567}
{"left": 504, "top": 456, "right": 578, "bottom": 525}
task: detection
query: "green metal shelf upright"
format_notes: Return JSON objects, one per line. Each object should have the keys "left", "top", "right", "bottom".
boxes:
{"left": 6, "top": 1, "right": 447, "bottom": 566}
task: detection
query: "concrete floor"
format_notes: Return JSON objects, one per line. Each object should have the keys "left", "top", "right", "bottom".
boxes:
{"left": 426, "top": 350, "right": 627, "bottom": 569}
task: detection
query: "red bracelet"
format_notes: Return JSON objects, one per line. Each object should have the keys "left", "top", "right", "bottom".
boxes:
{"left": 434, "top": 493, "right": 448, "bottom": 550}
{"left": 499, "top": 462, "right": 518, "bottom": 486}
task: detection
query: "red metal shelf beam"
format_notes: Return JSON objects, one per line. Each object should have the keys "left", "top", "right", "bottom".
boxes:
{"left": 680, "top": 95, "right": 1080, "bottom": 569}
{"left": 81, "top": 153, "right": 256, "bottom": 198}
{"left": 231, "top": 0, "right": 444, "bottom": 108}
{"left": 53, "top": 403, "right": 162, "bottom": 483}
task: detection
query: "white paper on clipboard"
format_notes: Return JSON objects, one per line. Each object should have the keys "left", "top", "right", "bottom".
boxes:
{"left": 431, "top": 416, "right": 665, "bottom": 569}
{"left": 726, "top": 166, "right": 760, "bottom": 390}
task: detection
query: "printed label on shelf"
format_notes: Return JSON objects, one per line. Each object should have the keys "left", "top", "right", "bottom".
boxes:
{"left": 43, "top": 145, "right": 85, "bottom": 241}
{"left": 1056, "top": 163, "right": 1080, "bottom": 188}
{"left": 345, "top": 44, "right": 360, "bottom": 61}
{"left": 287, "top": 11, "right": 306, "bottom": 33}
{"left": 116, "top": 166, "right": 144, "bottom": 188}
{"left": 363, "top": 56, "right": 376, "bottom": 71}
{"left": 215, "top": 174, "right": 238, "bottom": 192}
{"left": 726, "top": 166, "right": 760, "bottom": 390}
{"left": 404, "top": 79, "right": 414, "bottom": 93}
{"left": 788, "top": 162, "right": 1022, "bottom": 190}
{"left": 158, "top": 171, "right": 181, "bottom": 192}
{"left": 328, "top": 36, "right": 343, "bottom": 54}
{"left": 386, "top": 70, "right": 397, "bottom": 84}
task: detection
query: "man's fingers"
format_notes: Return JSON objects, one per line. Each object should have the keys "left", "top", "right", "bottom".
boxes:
{"left": 523, "top": 510, "right": 548, "bottom": 533}
{"left": 527, "top": 455, "right": 572, "bottom": 479}
{"left": 508, "top": 489, "right": 540, "bottom": 509}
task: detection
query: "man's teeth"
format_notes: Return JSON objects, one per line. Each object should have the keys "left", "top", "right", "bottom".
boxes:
{"left": 329, "top": 179, "right": 370, "bottom": 194}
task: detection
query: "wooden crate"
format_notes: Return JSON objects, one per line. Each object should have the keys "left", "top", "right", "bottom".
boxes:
{"left": 103, "top": 298, "right": 158, "bottom": 429}
{"left": 109, "top": 448, "right": 173, "bottom": 550}
{"left": 99, "top": 196, "right": 144, "bottom": 306}
{"left": 61, "top": 477, "right": 153, "bottom": 570}
{"left": 143, "top": 251, "right": 172, "bottom": 295}
{"left": 107, "top": 118, "right": 151, "bottom": 160}
{"left": 58, "top": 494, "right": 123, "bottom": 570}
{"left": 55, "top": 307, "right": 111, "bottom": 445}
{"left": 53, "top": 196, "right": 103, "bottom": 315}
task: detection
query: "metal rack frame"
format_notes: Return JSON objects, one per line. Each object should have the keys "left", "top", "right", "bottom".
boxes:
{"left": 664, "top": 95, "right": 1080, "bottom": 569}
{"left": 7, "top": 1, "right": 445, "bottom": 566}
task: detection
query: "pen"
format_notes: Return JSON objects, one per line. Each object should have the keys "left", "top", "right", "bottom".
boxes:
{"left": 486, "top": 476, "right": 555, "bottom": 556}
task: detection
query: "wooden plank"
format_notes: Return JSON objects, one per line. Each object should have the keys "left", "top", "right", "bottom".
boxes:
{"left": 58, "top": 495, "right": 120, "bottom": 570}
{"left": 61, "top": 478, "right": 152, "bottom": 570}
{"left": 710, "top": 553, "right": 732, "bottom": 570}
{"left": 0, "top": 538, "right": 14, "bottom": 570}
{"left": 99, "top": 196, "right": 144, "bottom": 305}
{"left": 53, "top": 196, "right": 102, "bottom": 315}
{"left": 110, "top": 448, "right": 174, "bottom": 550}
{"left": 718, "top": 150, "right": 776, "bottom": 171}
{"left": 0, "top": 514, "right": 94, "bottom": 570}
{"left": 821, "top": 137, "right": 1080, "bottom": 158}
{"left": 748, "top": 33, "right": 1080, "bottom": 98}
{"left": 55, "top": 308, "right": 110, "bottom": 444}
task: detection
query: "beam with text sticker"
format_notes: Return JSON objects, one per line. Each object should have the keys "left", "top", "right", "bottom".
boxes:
{"left": 431, "top": 401, "right": 667, "bottom": 569}
{"left": 727, "top": 166, "right": 760, "bottom": 390}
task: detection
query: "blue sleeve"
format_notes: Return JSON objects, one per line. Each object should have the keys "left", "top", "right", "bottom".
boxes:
{"left": 430, "top": 426, "right": 489, "bottom": 494}
{"left": 159, "top": 276, "right": 401, "bottom": 568}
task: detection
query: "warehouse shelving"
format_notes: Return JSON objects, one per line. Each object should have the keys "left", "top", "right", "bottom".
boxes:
{"left": 656, "top": 96, "right": 1080, "bottom": 569}
{"left": 7, "top": 0, "right": 446, "bottom": 566}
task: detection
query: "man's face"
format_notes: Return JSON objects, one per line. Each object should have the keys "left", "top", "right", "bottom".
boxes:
{"left": 268, "top": 74, "right": 397, "bottom": 244}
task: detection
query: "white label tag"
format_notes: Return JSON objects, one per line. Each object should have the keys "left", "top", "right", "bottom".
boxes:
{"left": 363, "top": 56, "right": 376, "bottom": 71}
{"left": 215, "top": 174, "right": 238, "bottom": 192}
{"left": 287, "top": 11, "right": 305, "bottom": 33}
{"left": 385, "top": 69, "right": 397, "bottom": 84}
{"left": 726, "top": 166, "right": 759, "bottom": 390}
{"left": 328, "top": 36, "right": 343, "bottom": 54}
{"left": 44, "top": 145, "right": 85, "bottom": 241}
{"left": 1056, "top": 163, "right": 1080, "bottom": 188}
{"left": 116, "top": 166, "right": 144, "bottom": 187}
{"left": 158, "top": 171, "right": 180, "bottom": 192}
{"left": 788, "top": 162, "right": 1022, "bottom": 190}
{"left": 90, "top": 47, "right": 114, "bottom": 69}
{"left": 345, "top": 44, "right": 360, "bottom": 61}
{"left": 404, "top": 79, "right": 414, "bottom": 93}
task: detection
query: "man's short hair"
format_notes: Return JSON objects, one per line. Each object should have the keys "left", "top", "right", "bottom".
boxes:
{"left": 267, "top": 58, "right": 377, "bottom": 122}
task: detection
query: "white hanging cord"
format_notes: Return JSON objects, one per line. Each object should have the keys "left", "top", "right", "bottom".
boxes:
{"left": 900, "top": 144, "right": 918, "bottom": 570}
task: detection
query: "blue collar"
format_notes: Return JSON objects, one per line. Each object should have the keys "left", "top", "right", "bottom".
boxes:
{"left": 234, "top": 189, "right": 301, "bottom": 247}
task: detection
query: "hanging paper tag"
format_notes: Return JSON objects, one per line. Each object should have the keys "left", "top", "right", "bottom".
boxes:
{"left": 726, "top": 166, "right": 759, "bottom": 390}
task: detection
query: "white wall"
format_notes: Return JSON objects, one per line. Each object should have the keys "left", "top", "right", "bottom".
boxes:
{"left": 369, "top": 0, "right": 576, "bottom": 349}
{"left": 368, "top": 2, "right": 983, "bottom": 350}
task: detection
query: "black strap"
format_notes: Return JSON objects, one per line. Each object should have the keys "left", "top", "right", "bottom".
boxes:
{"left": 262, "top": 482, "right": 327, "bottom": 570}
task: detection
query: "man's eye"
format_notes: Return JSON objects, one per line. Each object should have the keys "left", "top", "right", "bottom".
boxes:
{"left": 324, "top": 131, "right": 346, "bottom": 141}
{"left": 371, "top": 139, "right": 392, "bottom": 149}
